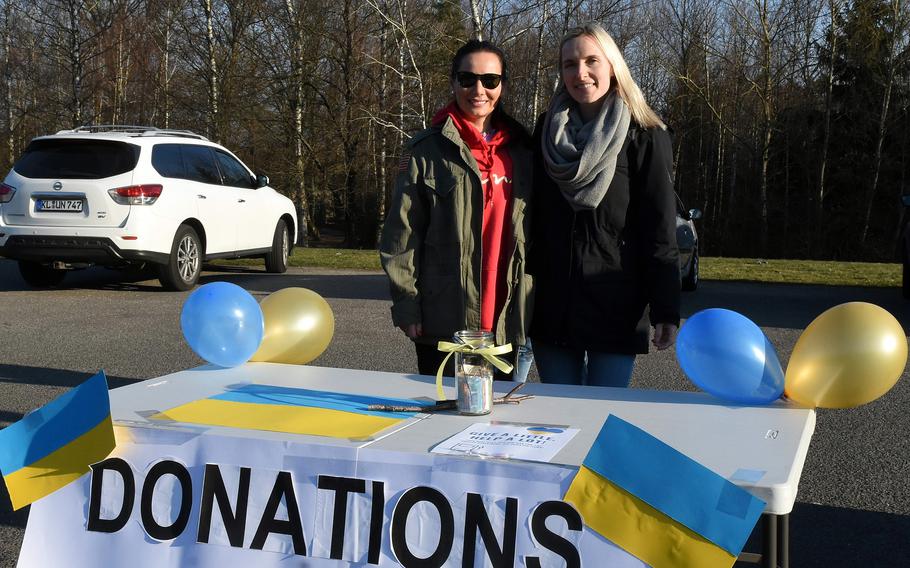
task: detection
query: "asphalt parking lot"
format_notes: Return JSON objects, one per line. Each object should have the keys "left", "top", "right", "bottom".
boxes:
{"left": 0, "top": 260, "right": 908, "bottom": 567}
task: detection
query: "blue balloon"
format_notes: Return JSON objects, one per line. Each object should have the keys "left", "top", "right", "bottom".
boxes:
{"left": 676, "top": 308, "right": 784, "bottom": 404}
{"left": 181, "top": 282, "right": 264, "bottom": 367}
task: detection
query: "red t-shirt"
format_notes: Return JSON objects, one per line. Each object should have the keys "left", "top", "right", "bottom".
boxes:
{"left": 432, "top": 103, "right": 514, "bottom": 332}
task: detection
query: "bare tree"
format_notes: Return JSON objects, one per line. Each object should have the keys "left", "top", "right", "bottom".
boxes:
{"left": 815, "top": 0, "right": 839, "bottom": 250}
{"left": 861, "top": 0, "right": 906, "bottom": 245}
{"left": 469, "top": 0, "right": 483, "bottom": 40}
{"left": 531, "top": 0, "right": 549, "bottom": 119}
{"left": 284, "top": 0, "right": 310, "bottom": 245}
{"left": 2, "top": 0, "right": 15, "bottom": 167}
{"left": 0, "top": 0, "right": 906, "bottom": 260}
{"left": 202, "top": 0, "right": 218, "bottom": 139}
{"left": 150, "top": 0, "right": 185, "bottom": 128}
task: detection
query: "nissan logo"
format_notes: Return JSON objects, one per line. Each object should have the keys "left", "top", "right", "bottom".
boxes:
{"left": 53, "top": 181, "right": 63, "bottom": 191}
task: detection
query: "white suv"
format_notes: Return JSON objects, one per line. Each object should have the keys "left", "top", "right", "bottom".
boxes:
{"left": 0, "top": 126, "right": 297, "bottom": 290}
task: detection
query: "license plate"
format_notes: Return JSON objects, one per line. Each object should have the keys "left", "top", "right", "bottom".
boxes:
{"left": 36, "top": 199, "right": 83, "bottom": 212}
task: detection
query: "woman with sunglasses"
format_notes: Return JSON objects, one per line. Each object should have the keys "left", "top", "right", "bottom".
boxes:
{"left": 380, "top": 40, "right": 533, "bottom": 379}
{"left": 530, "top": 23, "right": 680, "bottom": 388}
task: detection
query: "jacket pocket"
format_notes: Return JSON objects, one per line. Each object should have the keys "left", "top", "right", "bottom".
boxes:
{"left": 423, "top": 172, "right": 458, "bottom": 198}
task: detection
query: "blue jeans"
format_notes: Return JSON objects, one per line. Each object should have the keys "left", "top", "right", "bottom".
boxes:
{"left": 512, "top": 339, "right": 534, "bottom": 383}
{"left": 533, "top": 340, "right": 635, "bottom": 388}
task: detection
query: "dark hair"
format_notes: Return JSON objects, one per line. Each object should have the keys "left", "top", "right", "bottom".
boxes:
{"left": 448, "top": 39, "right": 529, "bottom": 143}
{"left": 450, "top": 39, "right": 509, "bottom": 83}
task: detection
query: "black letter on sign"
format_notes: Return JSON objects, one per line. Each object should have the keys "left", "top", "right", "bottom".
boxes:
{"left": 462, "top": 493, "right": 518, "bottom": 568}
{"left": 197, "top": 464, "right": 251, "bottom": 547}
{"left": 250, "top": 471, "right": 307, "bottom": 556}
{"left": 140, "top": 460, "right": 193, "bottom": 541}
{"left": 525, "top": 501, "right": 582, "bottom": 568}
{"left": 391, "top": 486, "right": 455, "bottom": 568}
{"left": 87, "top": 457, "right": 135, "bottom": 534}
{"left": 368, "top": 480, "right": 385, "bottom": 565}
{"left": 317, "top": 475, "right": 367, "bottom": 559}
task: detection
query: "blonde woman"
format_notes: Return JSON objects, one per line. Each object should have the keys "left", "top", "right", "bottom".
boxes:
{"left": 530, "top": 23, "right": 680, "bottom": 387}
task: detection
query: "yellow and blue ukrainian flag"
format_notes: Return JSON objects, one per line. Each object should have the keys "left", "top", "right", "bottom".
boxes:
{"left": 152, "top": 384, "right": 429, "bottom": 439}
{"left": 0, "top": 371, "right": 115, "bottom": 510}
{"left": 565, "top": 415, "right": 766, "bottom": 568}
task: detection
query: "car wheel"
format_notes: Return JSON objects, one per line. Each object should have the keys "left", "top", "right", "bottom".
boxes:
{"left": 682, "top": 248, "right": 699, "bottom": 292}
{"left": 158, "top": 225, "right": 201, "bottom": 291}
{"left": 18, "top": 261, "right": 66, "bottom": 288}
{"left": 264, "top": 219, "right": 290, "bottom": 274}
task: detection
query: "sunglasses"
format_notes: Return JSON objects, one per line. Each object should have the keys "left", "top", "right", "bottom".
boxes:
{"left": 455, "top": 71, "right": 502, "bottom": 89}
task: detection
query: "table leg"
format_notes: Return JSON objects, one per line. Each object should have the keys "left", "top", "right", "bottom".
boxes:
{"left": 762, "top": 514, "right": 778, "bottom": 568}
{"left": 778, "top": 514, "right": 789, "bottom": 568}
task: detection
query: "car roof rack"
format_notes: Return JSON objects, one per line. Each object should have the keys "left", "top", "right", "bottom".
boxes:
{"left": 55, "top": 125, "right": 208, "bottom": 140}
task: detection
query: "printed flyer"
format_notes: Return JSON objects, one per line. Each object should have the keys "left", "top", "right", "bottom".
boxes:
{"left": 431, "top": 422, "right": 580, "bottom": 463}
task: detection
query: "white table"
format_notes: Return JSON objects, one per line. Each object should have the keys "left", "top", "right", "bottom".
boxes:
{"left": 111, "top": 363, "right": 815, "bottom": 566}
{"left": 108, "top": 363, "right": 815, "bottom": 567}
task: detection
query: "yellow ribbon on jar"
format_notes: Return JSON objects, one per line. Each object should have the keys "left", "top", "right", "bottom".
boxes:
{"left": 434, "top": 341, "right": 513, "bottom": 401}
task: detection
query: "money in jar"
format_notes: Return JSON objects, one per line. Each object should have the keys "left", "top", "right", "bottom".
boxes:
{"left": 453, "top": 330, "right": 495, "bottom": 415}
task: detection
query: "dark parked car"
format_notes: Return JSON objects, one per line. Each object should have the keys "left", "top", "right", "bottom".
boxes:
{"left": 676, "top": 194, "right": 702, "bottom": 291}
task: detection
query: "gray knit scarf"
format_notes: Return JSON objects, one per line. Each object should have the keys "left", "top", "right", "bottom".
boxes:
{"left": 541, "top": 89, "right": 631, "bottom": 211}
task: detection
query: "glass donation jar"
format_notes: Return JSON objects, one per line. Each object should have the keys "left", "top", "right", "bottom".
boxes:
{"left": 454, "top": 330, "right": 495, "bottom": 415}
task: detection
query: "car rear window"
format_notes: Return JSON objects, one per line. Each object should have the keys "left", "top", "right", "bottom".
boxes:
{"left": 151, "top": 144, "right": 185, "bottom": 178}
{"left": 14, "top": 139, "right": 140, "bottom": 179}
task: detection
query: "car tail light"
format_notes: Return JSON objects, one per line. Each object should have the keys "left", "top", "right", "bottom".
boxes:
{"left": 0, "top": 183, "right": 16, "bottom": 203}
{"left": 108, "top": 184, "right": 163, "bottom": 205}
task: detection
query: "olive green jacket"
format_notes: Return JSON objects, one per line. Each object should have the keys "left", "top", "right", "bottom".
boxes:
{"left": 379, "top": 116, "right": 534, "bottom": 348}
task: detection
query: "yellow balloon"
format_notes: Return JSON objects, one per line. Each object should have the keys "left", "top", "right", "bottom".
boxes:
{"left": 250, "top": 288, "right": 335, "bottom": 365}
{"left": 784, "top": 302, "right": 907, "bottom": 408}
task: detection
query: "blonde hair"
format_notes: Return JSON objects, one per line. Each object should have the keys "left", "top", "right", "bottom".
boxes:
{"left": 559, "top": 23, "right": 665, "bottom": 129}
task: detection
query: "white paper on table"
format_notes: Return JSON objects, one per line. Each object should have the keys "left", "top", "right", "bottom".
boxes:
{"left": 430, "top": 422, "right": 580, "bottom": 463}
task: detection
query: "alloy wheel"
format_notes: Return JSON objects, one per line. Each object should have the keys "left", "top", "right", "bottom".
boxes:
{"left": 177, "top": 234, "right": 199, "bottom": 282}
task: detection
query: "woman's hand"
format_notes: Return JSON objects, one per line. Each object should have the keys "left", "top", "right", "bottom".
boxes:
{"left": 399, "top": 323, "right": 423, "bottom": 339}
{"left": 652, "top": 323, "right": 678, "bottom": 350}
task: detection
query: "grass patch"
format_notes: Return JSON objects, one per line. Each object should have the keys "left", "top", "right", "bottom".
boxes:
{"left": 702, "top": 257, "right": 901, "bottom": 288}
{"left": 215, "top": 247, "right": 381, "bottom": 271}
{"left": 214, "top": 249, "right": 903, "bottom": 288}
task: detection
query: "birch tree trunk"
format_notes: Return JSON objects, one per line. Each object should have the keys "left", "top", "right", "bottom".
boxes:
{"left": 113, "top": 27, "right": 125, "bottom": 124}
{"left": 398, "top": 23, "right": 404, "bottom": 147}
{"left": 203, "top": 0, "right": 218, "bottom": 141}
{"left": 3, "top": 1, "right": 13, "bottom": 167}
{"left": 376, "top": 7, "right": 388, "bottom": 244}
{"left": 469, "top": 0, "right": 483, "bottom": 40}
{"left": 757, "top": 0, "right": 772, "bottom": 255}
{"left": 531, "top": 0, "right": 547, "bottom": 120}
{"left": 341, "top": 0, "right": 357, "bottom": 245}
{"left": 861, "top": 0, "right": 903, "bottom": 246}
{"left": 67, "top": 0, "right": 83, "bottom": 125}
{"left": 285, "top": 0, "right": 308, "bottom": 246}
{"left": 397, "top": 0, "right": 425, "bottom": 128}
{"left": 816, "top": 0, "right": 838, "bottom": 251}
{"left": 712, "top": 109, "right": 724, "bottom": 229}
{"left": 163, "top": 15, "right": 171, "bottom": 128}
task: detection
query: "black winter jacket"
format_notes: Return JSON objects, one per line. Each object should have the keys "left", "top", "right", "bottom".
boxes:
{"left": 529, "top": 114, "right": 680, "bottom": 354}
